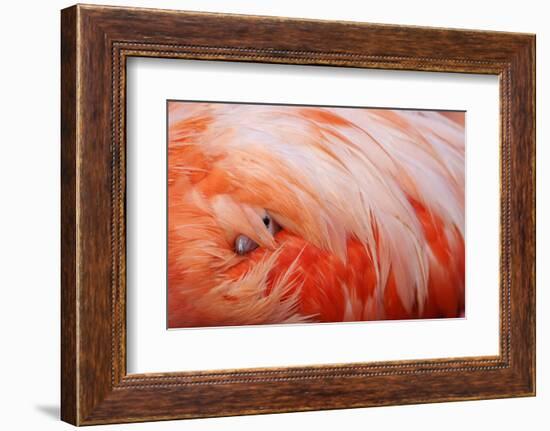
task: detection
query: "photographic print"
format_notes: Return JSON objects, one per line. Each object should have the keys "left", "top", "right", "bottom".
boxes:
{"left": 167, "top": 101, "right": 465, "bottom": 329}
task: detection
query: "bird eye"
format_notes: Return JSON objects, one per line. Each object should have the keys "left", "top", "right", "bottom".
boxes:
{"left": 234, "top": 211, "right": 281, "bottom": 255}
{"left": 263, "top": 213, "right": 281, "bottom": 236}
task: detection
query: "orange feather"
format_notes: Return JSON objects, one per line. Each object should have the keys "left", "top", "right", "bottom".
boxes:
{"left": 167, "top": 102, "right": 465, "bottom": 328}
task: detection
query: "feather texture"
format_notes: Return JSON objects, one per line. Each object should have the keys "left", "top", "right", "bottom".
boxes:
{"left": 167, "top": 102, "right": 465, "bottom": 328}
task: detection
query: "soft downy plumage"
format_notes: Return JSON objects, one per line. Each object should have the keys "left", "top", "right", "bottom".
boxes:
{"left": 167, "top": 102, "right": 465, "bottom": 328}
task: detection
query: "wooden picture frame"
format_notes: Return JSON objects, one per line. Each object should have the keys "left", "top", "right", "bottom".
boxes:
{"left": 61, "top": 4, "right": 536, "bottom": 425}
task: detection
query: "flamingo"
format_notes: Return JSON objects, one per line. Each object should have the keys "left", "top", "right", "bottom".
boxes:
{"left": 167, "top": 102, "right": 465, "bottom": 328}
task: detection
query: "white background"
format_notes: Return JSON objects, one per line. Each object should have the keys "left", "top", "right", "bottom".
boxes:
{"left": 0, "top": 0, "right": 547, "bottom": 430}
{"left": 127, "top": 60, "right": 499, "bottom": 373}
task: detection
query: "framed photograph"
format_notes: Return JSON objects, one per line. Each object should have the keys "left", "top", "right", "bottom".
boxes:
{"left": 61, "top": 4, "right": 536, "bottom": 425}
